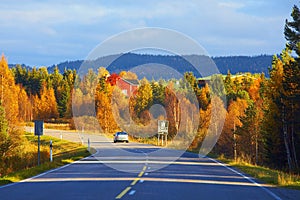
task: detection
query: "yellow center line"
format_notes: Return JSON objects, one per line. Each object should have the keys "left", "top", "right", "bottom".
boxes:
{"left": 131, "top": 178, "right": 140, "bottom": 186}
{"left": 138, "top": 166, "right": 147, "bottom": 177}
{"left": 115, "top": 165, "right": 147, "bottom": 199}
{"left": 115, "top": 186, "right": 131, "bottom": 199}
{"left": 142, "top": 166, "right": 147, "bottom": 171}
{"left": 138, "top": 171, "right": 144, "bottom": 177}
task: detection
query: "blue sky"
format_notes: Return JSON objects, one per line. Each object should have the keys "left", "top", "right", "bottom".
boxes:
{"left": 0, "top": 0, "right": 297, "bottom": 66}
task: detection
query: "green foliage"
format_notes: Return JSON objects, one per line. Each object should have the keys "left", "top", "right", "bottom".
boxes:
{"left": 285, "top": 5, "right": 300, "bottom": 56}
{"left": 0, "top": 105, "right": 10, "bottom": 160}
{"left": 210, "top": 74, "right": 226, "bottom": 98}
{"left": 134, "top": 78, "right": 153, "bottom": 118}
{"left": 151, "top": 81, "right": 165, "bottom": 105}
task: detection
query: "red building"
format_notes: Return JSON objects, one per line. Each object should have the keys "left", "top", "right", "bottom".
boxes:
{"left": 106, "top": 73, "right": 121, "bottom": 86}
{"left": 116, "top": 78, "right": 139, "bottom": 97}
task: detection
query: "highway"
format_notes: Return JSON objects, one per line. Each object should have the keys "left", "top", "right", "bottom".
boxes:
{"left": 0, "top": 128, "right": 299, "bottom": 200}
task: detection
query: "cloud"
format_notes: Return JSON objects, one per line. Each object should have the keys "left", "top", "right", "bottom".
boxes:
{"left": 0, "top": 0, "right": 295, "bottom": 65}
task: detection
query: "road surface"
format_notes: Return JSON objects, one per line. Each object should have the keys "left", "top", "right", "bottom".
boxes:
{"left": 0, "top": 128, "right": 299, "bottom": 200}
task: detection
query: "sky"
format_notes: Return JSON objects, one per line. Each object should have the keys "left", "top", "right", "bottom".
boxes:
{"left": 0, "top": 0, "right": 297, "bottom": 66}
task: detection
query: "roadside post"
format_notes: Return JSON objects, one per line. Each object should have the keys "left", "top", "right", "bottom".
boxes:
{"left": 158, "top": 120, "right": 169, "bottom": 146}
{"left": 88, "top": 138, "right": 90, "bottom": 152}
{"left": 34, "top": 120, "right": 44, "bottom": 166}
{"left": 50, "top": 140, "right": 53, "bottom": 162}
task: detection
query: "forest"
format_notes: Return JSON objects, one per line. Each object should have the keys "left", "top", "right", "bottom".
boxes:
{"left": 0, "top": 5, "right": 300, "bottom": 175}
{"left": 46, "top": 54, "right": 273, "bottom": 78}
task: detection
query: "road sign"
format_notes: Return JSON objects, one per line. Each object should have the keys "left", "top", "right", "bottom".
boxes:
{"left": 34, "top": 120, "right": 43, "bottom": 166}
{"left": 158, "top": 120, "right": 169, "bottom": 134}
{"left": 158, "top": 120, "right": 169, "bottom": 146}
{"left": 34, "top": 120, "right": 44, "bottom": 136}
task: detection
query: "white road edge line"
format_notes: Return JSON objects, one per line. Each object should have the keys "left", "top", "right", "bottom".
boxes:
{"left": 208, "top": 157, "right": 282, "bottom": 200}
{"left": 0, "top": 149, "right": 100, "bottom": 190}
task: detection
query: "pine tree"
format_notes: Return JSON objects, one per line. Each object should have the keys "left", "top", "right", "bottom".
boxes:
{"left": 285, "top": 5, "right": 300, "bottom": 56}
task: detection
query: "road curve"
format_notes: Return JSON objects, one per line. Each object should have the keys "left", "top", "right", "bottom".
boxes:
{"left": 0, "top": 128, "right": 299, "bottom": 200}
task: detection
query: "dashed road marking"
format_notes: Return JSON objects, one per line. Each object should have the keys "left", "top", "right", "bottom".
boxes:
{"left": 115, "top": 164, "right": 147, "bottom": 198}
{"left": 115, "top": 186, "right": 131, "bottom": 199}
{"left": 131, "top": 178, "right": 140, "bottom": 186}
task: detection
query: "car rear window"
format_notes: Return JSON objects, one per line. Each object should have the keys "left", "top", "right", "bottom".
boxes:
{"left": 117, "top": 132, "right": 127, "bottom": 135}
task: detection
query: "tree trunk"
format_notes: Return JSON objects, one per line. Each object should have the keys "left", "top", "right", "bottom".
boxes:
{"left": 291, "top": 101, "right": 298, "bottom": 169}
{"left": 282, "top": 103, "right": 292, "bottom": 172}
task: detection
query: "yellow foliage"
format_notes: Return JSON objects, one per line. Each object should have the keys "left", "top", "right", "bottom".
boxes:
{"left": 0, "top": 55, "right": 20, "bottom": 125}
{"left": 33, "top": 84, "right": 59, "bottom": 120}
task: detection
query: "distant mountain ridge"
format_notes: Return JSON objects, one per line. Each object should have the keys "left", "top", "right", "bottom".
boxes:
{"left": 11, "top": 53, "right": 274, "bottom": 77}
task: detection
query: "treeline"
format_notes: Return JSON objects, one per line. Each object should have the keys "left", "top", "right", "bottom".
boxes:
{"left": 12, "top": 65, "right": 76, "bottom": 120}
{"left": 47, "top": 54, "right": 273, "bottom": 78}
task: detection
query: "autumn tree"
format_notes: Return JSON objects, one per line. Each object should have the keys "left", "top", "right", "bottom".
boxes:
{"left": 261, "top": 56, "right": 287, "bottom": 169}
{"left": 0, "top": 55, "right": 20, "bottom": 125}
{"left": 133, "top": 78, "right": 153, "bottom": 125}
{"left": 95, "top": 70, "right": 119, "bottom": 133}
{"left": 164, "top": 84, "right": 179, "bottom": 138}
{"left": 217, "top": 98, "right": 248, "bottom": 159}
{"left": 33, "top": 84, "right": 59, "bottom": 120}
{"left": 259, "top": 5, "right": 300, "bottom": 171}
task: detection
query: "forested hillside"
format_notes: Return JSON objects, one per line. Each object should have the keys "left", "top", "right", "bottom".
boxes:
{"left": 46, "top": 54, "right": 273, "bottom": 77}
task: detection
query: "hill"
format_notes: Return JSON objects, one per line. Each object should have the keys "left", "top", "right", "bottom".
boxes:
{"left": 47, "top": 53, "right": 273, "bottom": 78}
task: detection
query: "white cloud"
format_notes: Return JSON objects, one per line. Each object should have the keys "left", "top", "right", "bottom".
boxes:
{"left": 0, "top": 0, "right": 294, "bottom": 65}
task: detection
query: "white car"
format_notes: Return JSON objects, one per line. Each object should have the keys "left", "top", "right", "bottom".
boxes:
{"left": 113, "top": 131, "right": 129, "bottom": 143}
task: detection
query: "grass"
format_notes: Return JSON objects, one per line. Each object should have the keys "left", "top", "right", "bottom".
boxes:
{"left": 0, "top": 132, "right": 91, "bottom": 186}
{"left": 214, "top": 155, "right": 300, "bottom": 190}
{"left": 129, "top": 135, "right": 158, "bottom": 146}
{"left": 24, "top": 121, "right": 72, "bottom": 130}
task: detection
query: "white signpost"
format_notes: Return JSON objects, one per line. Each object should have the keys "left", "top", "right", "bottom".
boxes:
{"left": 158, "top": 120, "right": 169, "bottom": 146}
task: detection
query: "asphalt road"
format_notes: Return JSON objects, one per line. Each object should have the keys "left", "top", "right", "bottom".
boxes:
{"left": 0, "top": 128, "right": 300, "bottom": 200}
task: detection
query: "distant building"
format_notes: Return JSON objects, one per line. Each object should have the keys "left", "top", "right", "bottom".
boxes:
{"left": 106, "top": 73, "right": 121, "bottom": 86}
{"left": 116, "top": 78, "right": 139, "bottom": 97}
{"left": 106, "top": 73, "right": 139, "bottom": 97}
{"left": 197, "top": 77, "right": 210, "bottom": 88}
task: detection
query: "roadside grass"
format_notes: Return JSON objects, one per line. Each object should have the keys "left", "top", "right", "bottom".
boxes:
{"left": 213, "top": 154, "right": 300, "bottom": 190}
{"left": 129, "top": 136, "right": 158, "bottom": 146}
{"left": 0, "top": 132, "right": 91, "bottom": 186}
{"left": 44, "top": 123, "right": 71, "bottom": 130}
{"left": 24, "top": 122, "right": 71, "bottom": 131}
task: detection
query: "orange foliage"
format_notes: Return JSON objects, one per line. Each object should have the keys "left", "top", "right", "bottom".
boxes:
{"left": 0, "top": 55, "right": 20, "bottom": 125}
{"left": 33, "top": 84, "right": 59, "bottom": 120}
